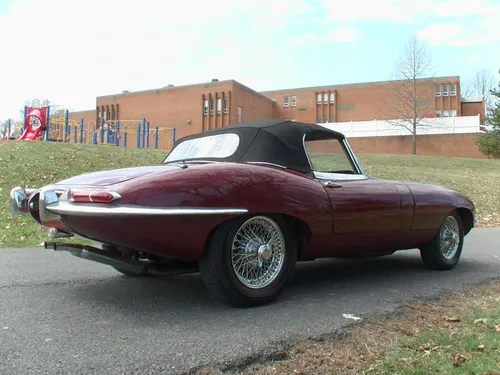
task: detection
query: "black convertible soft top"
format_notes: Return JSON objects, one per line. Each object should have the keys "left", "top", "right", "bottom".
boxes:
{"left": 169, "top": 119, "right": 345, "bottom": 173}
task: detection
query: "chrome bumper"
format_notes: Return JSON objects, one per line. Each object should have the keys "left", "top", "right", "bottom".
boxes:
{"left": 10, "top": 186, "right": 61, "bottom": 223}
{"left": 9, "top": 187, "right": 36, "bottom": 216}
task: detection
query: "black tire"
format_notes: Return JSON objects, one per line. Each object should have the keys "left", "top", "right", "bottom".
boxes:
{"left": 200, "top": 214, "right": 298, "bottom": 308}
{"left": 420, "top": 211, "right": 464, "bottom": 270}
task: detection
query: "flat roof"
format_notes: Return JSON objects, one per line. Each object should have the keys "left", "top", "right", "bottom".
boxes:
{"left": 259, "top": 76, "right": 461, "bottom": 94}
{"left": 96, "top": 75, "right": 462, "bottom": 100}
{"left": 96, "top": 79, "right": 275, "bottom": 104}
{"left": 461, "top": 96, "right": 484, "bottom": 103}
{"left": 96, "top": 79, "right": 235, "bottom": 99}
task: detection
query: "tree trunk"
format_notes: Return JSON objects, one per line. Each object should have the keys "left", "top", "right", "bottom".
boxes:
{"left": 412, "top": 118, "right": 417, "bottom": 155}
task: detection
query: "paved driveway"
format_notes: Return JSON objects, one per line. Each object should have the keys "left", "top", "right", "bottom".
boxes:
{"left": 1, "top": 228, "right": 499, "bottom": 374}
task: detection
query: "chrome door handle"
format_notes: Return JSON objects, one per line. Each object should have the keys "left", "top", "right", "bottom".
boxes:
{"left": 324, "top": 181, "right": 342, "bottom": 188}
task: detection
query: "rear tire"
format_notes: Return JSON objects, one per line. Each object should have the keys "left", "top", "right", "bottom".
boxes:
{"left": 420, "top": 211, "right": 464, "bottom": 270}
{"left": 200, "top": 215, "right": 297, "bottom": 307}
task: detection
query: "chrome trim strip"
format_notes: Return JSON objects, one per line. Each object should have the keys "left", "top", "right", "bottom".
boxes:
{"left": 246, "top": 161, "right": 288, "bottom": 169}
{"left": 46, "top": 201, "right": 248, "bottom": 217}
{"left": 302, "top": 133, "right": 314, "bottom": 172}
{"left": 343, "top": 139, "right": 365, "bottom": 175}
{"left": 313, "top": 171, "right": 367, "bottom": 181}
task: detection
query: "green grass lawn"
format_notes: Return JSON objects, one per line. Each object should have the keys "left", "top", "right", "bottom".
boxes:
{"left": 1, "top": 140, "right": 499, "bottom": 248}
{"left": 200, "top": 280, "right": 500, "bottom": 375}
{"left": 0, "top": 141, "right": 165, "bottom": 247}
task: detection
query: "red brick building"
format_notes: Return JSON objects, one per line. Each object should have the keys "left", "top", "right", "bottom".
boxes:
{"left": 69, "top": 76, "right": 485, "bottom": 156}
{"left": 72, "top": 76, "right": 483, "bottom": 132}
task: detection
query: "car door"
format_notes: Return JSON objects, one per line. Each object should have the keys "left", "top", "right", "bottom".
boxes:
{"left": 304, "top": 136, "right": 413, "bottom": 237}
{"left": 315, "top": 173, "right": 413, "bottom": 235}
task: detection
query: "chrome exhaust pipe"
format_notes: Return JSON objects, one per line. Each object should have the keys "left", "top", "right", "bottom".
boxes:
{"left": 44, "top": 241, "right": 149, "bottom": 274}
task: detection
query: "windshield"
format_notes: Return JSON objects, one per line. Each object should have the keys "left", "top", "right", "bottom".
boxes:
{"left": 164, "top": 133, "right": 240, "bottom": 163}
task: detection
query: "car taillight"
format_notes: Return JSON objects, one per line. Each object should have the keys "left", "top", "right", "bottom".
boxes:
{"left": 69, "top": 190, "right": 121, "bottom": 203}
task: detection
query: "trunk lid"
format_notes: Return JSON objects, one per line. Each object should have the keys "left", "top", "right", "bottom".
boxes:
{"left": 55, "top": 165, "right": 179, "bottom": 186}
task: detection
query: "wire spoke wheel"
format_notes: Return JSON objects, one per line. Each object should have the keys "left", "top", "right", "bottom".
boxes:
{"left": 439, "top": 215, "right": 461, "bottom": 260}
{"left": 231, "top": 216, "right": 286, "bottom": 289}
{"left": 420, "top": 211, "right": 464, "bottom": 271}
{"left": 200, "top": 214, "right": 297, "bottom": 307}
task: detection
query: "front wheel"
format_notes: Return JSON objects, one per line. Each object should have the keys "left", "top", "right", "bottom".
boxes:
{"left": 200, "top": 215, "right": 297, "bottom": 307}
{"left": 420, "top": 211, "right": 464, "bottom": 270}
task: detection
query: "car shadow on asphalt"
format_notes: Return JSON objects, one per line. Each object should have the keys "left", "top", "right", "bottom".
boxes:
{"left": 66, "top": 248, "right": 489, "bottom": 320}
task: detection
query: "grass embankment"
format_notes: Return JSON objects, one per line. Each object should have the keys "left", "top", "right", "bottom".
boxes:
{"left": 197, "top": 279, "right": 500, "bottom": 375}
{"left": 1, "top": 141, "right": 499, "bottom": 247}
{"left": 1, "top": 141, "right": 500, "bottom": 374}
{"left": 0, "top": 141, "right": 164, "bottom": 247}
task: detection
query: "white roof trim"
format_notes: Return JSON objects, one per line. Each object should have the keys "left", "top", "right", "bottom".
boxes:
{"left": 461, "top": 96, "right": 483, "bottom": 103}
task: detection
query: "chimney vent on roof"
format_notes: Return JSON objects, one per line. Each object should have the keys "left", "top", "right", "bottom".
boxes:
{"left": 167, "top": 84, "right": 174, "bottom": 87}
{"left": 212, "top": 78, "right": 219, "bottom": 82}
{"left": 122, "top": 90, "right": 130, "bottom": 94}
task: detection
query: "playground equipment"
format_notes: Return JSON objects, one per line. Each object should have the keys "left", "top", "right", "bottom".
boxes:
{"left": 19, "top": 106, "right": 48, "bottom": 140}
{"left": 88, "top": 118, "right": 176, "bottom": 150}
{"left": 1, "top": 106, "right": 48, "bottom": 141}
{"left": 47, "top": 111, "right": 86, "bottom": 143}
{"left": 2, "top": 105, "right": 176, "bottom": 150}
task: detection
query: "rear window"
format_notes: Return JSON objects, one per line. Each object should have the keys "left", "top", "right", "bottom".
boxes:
{"left": 164, "top": 133, "right": 240, "bottom": 162}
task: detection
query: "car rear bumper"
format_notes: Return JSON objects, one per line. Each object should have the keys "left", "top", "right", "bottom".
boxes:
{"left": 9, "top": 187, "right": 36, "bottom": 216}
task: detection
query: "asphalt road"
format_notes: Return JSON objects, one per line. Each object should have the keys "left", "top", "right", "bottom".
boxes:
{"left": 1, "top": 228, "right": 499, "bottom": 375}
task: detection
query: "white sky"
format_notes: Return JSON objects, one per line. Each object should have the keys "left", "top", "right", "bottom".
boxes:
{"left": 0, "top": 0, "right": 498, "bottom": 120}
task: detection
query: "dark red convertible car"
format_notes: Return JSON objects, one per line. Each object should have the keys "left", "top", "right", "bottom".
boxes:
{"left": 10, "top": 119, "right": 475, "bottom": 307}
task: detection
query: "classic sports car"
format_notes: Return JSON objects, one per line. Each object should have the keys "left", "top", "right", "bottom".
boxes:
{"left": 10, "top": 119, "right": 475, "bottom": 307}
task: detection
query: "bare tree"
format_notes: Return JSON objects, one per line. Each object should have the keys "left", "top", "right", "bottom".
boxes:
{"left": 0, "top": 120, "right": 10, "bottom": 138}
{"left": 0, "top": 120, "right": 23, "bottom": 138}
{"left": 460, "top": 82, "right": 476, "bottom": 98}
{"left": 380, "top": 33, "right": 434, "bottom": 155}
{"left": 470, "top": 68, "right": 497, "bottom": 108}
{"left": 21, "top": 98, "right": 65, "bottom": 120}
{"left": 492, "top": 68, "right": 500, "bottom": 98}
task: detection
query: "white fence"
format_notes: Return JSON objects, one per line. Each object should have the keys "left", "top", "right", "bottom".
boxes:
{"left": 319, "top": 115, "right": 483, "bottom": 138}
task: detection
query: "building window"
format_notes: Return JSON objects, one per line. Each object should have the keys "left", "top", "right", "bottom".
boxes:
{"left": 204, "top": 100, "right": 209, "bottom": 115}
{"left": 237, "top": 106, "right": 242, "bottom": 123}
{"left": 217, "top": 98, "right": 222, "bottom": 114}
{"left": 323, "top": 115, "right": 328, "bottom": 123}
{"left": 450, "top": 109, "right": 457, "bottom": 117}
{"left": 329, "top": 114, "right": 334, "bottom": 122}
{"left": 450, "top": 84, "right": 457, "bottom": 96}
{"left": 284, "top": 95, "right": 289, "bottom": 107}
{"left": 329, "top": 92, "right": 335, "bottom": 103}
{"left": 435, "top": 110, "right": 441, "bottom": 117}
{"left": 442, "top": 84, "right": 449, "bottom": 96}
{"left": 442, "top": 110, "right": 449, "bottom": 117}
{"left": 435, "top": 84, "right": 441, "bottom": 97}
{"left": 323, "top": 93, "right": 328, "bottom": 104}
{"left": 317, "top": 93, "right": 322, "bottom": 104}
{"left": 223, "top": 97, "right": 228, "bottom": 113}
{"left": 291, "top": 95, "right": 296, "bottom": 107}
{"left": 316, "top": 115, "right": 321, "bottom": 123}
{"left": 209, "top": 99, "right": 214, "bottom": 114}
